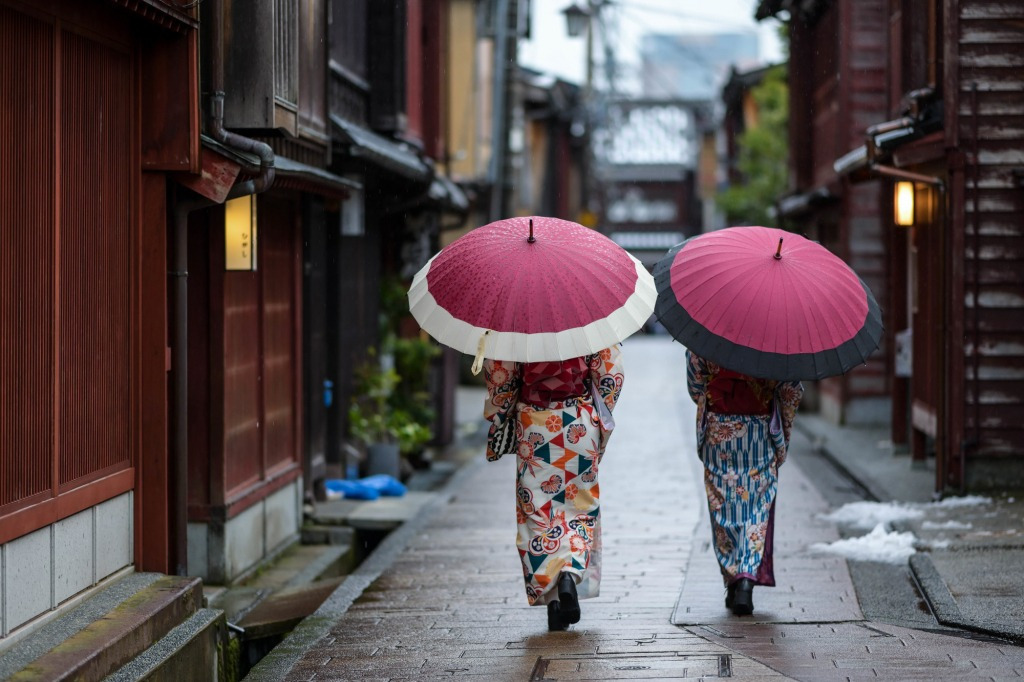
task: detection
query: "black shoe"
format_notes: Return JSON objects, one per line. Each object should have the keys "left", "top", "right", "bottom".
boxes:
{"left": 557, "top": 572, "right": 581, "bottom": 624}
{"left": 730, "top": 578, "right": 754, "bottom": 616}
{"left": 725, "top": 582, "right": 737, "bottom": 609}
{"left": 547, "top": 601, "right": 568, "bottom": 631}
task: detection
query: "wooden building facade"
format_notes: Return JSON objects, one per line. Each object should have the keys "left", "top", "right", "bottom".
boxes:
{"left": 759, "top": 0, "right": 892, "bottom": 427}
{"left": 0, "top": 0, "right": 471, "bottom": 639}
{"left": 0, "top": 0, "right": 198, "bottom": 636}
{"left": 758, "top": 0, "right": 1024, "bottom": 492}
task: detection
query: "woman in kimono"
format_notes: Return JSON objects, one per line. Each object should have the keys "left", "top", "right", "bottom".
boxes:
{"left": 686, "top": 350, "right": 802, "bottom": 615}
{"left": 483, "top": 345, "right": 623, "bottom": 631}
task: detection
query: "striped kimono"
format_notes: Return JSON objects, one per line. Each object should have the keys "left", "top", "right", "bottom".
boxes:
{"left": 686, "top": 350, "right": 802, "bottom": 587}
{"left": 483, "top": 346, "right": 623, "bottom": 606}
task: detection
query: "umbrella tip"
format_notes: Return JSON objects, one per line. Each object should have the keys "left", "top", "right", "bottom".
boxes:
{"left": 527, "top": 218, "right": 536, "bottom": 244}
{"left": 774, "top": 237, "right": 783, "bottom": 260}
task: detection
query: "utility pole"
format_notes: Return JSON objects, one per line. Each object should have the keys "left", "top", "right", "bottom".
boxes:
{"left": 489, "top": 0, "right": 518, "bottom": 221}
{"left": 563, "top": 0, "right": 605, "bottom": 227}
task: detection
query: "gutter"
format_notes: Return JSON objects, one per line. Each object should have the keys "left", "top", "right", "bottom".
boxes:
{"left": 169, "top": 0, "right": 276, "bottom": 576}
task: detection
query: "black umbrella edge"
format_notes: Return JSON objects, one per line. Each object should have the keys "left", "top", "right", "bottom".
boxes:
{"left": 653, "top": 241, "right": 884, "bottom": 382}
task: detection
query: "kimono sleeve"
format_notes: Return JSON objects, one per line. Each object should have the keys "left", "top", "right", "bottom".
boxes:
{"left": 482, "top": 358, "right": 521, "bottom": 461}
{"left": 686, "top": 350, "right": 709, "bottom": 404}
{"left": 589, "top": 345, "right": 624, "bottom": 412}
{"left": 686, "top": 349, "right": 711, "bottom": 454}
{"left": 776, "top": 381, "right": 804, "bottom": 446}
{"left": 588, "top": 346, "right": 623, "bottom": 454}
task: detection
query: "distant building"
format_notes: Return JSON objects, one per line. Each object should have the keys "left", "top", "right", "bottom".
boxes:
{"left": 597, "top": 99, "right": 709, "bottom": 266}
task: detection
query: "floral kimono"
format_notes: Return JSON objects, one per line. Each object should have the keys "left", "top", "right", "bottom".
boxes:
{"left": 483, "top": 345, "right": 623, "bottom": 606}
{"left": 686, "top": 350, "right": 802, "bottom": 587}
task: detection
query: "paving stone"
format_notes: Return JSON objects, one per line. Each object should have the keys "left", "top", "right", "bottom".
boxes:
{"left": 254, "top": 339, "right": 1024, "bottom": 682}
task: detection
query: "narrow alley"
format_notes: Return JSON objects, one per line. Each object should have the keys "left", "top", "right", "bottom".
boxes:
{"left": 247, "top": 337, "right": 1024, "bottom": 681}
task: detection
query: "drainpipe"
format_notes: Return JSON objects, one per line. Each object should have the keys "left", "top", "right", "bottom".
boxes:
{"left": 209, "top": 0, "right": 275, "bottom": 197}
{"left": 169, "top": 0, "right": 275, "bottom": 576}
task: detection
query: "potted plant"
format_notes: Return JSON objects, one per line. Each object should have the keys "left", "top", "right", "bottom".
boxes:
{"left": 348, "top": 352, "right": 433, "bottom": 478}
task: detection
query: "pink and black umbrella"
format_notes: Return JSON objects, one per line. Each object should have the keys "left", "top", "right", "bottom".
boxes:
{"left": 653, "top": 226, "right": 882, "bottom": 380}
{"left": 408, "top": 216, "right": 656, "bottom": 368}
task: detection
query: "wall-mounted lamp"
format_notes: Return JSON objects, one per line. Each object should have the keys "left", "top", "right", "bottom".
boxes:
{"left": 894, "top": 181, "right": 915, "bottom": 226}
{"left": 224, "top": 194, "right": 257, "bottom": 271}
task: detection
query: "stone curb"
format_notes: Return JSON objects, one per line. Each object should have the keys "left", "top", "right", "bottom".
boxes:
{"left": 909, "top": 553, "right": 1024, "bottom": 646}
{"left": 243, "top": 456, "right": 485, "bottom": 681}
{"left": 796, "top": 418, "right": 1024, "bottom": 646}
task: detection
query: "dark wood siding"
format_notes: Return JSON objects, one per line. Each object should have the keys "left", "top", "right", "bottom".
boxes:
{"left": 298, "top": 0, "right": 328, "bottom": 143}
{"left": 222, "top": 265, "right": 263, "bottom": 494}
{"left": 841, "top": 0, "right": 890, "bottom": 410}
{"left": 1, "top": 6, "right": 54, "bottom": 512}
{"left": 811, "top": 4, "right": 840, "bottom": 188}
{"left": 958, "top": 0, "right": 1024, "bottom": 459}
{"left": 189, "top": 196, "right": 302, "bottom": 513}
{"left": 789, "top": 0, "right": 891, "bottom": 422}
{"left": 405, "top": 0, "right": 424, "bottom": 143}
{"left": 260, "top": 199, "right": 300, "bottom": 475}
{"left": 0, "top": 3, "right": 138, "bottom": 540}
{"left": 187, "top": 211, "right": 212, "bottom": 508}
{"left": 58, "top": 29, "right": 132, "bottom": 487}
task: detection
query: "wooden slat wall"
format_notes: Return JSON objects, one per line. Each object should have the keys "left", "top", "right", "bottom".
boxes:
{"left": 0, "top": 7, "right": 54, "bottom": 510}
{"left": 1, "top": 6, "right": 134, "bottom": 518}
{"left": 958, "top": 0, "right": 1024, "bottom": 456}
{"left": 261, "top": 201, "right": 298, "bottom": 473}
{"left": 842, "top": 0, "right": 890, "bottom": 406}
{"left": 58, "top": 29, "right": 132, "bottom": 486}
{"left": 405, "top": 0, "right": 424, "bottom": 144}
{"left": 223, "top": 268, "right": 263, "bottom": 494}
{"left": 218, "top": 196, "right": 301, "bottom": 501}
{"left": 811, "top": 5, "right": 840, "bottom": 188}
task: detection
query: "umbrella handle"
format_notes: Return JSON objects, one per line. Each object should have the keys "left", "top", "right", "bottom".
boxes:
{"left": 471, "top": 330, "right": 491, "bottom": 375}
{"left": 774, "top": 238, "right": 783, "bottom": 260}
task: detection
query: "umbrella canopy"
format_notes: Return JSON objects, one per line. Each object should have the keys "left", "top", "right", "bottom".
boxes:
{"left": 653, "top": 226, "right": 882, "bottom": 380}
{"left": 409, "top": 215, "right": 656, "bottom": 364}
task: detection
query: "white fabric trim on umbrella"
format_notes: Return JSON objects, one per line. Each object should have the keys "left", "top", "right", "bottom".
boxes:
{"left": 409, "top": 255, "right": 656, "bottom": 363}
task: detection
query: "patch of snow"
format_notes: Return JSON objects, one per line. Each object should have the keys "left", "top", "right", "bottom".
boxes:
{"left": 819, "top": 495, "right": 992, "bottom": 531}
{"left": 921, "top": 539, "right": 951, "bottom": 550}
{"left": 818, "top": 501, "right": 924, "bottom": 530}
{"left": 933, "top": 495, "right": 992, "bottom": 507}
{"left": 921, "top": 520, "right": 972, "bottom": 530}
{"left": 809, "top": 524, "right": 917, "bottom": 564}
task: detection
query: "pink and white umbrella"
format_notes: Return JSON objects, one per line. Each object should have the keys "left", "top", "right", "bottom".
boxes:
{"left": 408, "top": 216, "right": 655, "bottom": 368}
{"left": 653, "top": 226, "right": 882, "bottom": 380}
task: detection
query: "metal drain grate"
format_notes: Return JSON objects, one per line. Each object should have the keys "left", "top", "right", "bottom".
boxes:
{"left": 530, "top": 652, "right": 732, "bottom": 680}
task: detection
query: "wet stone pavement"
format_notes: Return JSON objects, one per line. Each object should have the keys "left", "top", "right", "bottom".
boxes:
{"left": 248, "top": 337, "right": 1024, "bottom": 681}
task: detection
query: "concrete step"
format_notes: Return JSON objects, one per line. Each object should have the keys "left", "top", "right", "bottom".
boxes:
{"left": 103, "top": 608, "right": 227, "bottom": 682}
{"left": 2, "top": 574, "right": 202, "bottom": 682}
{"left": 206, "top": 542, "right": 353, "bottom": 628}
{"left": 312, "top": 491, "right": 440, "bottom": 531}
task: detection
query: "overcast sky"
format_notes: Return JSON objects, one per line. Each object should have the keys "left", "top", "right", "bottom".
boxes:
{"left": 518, "top": 0, "right": 785, "bottom": 90}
